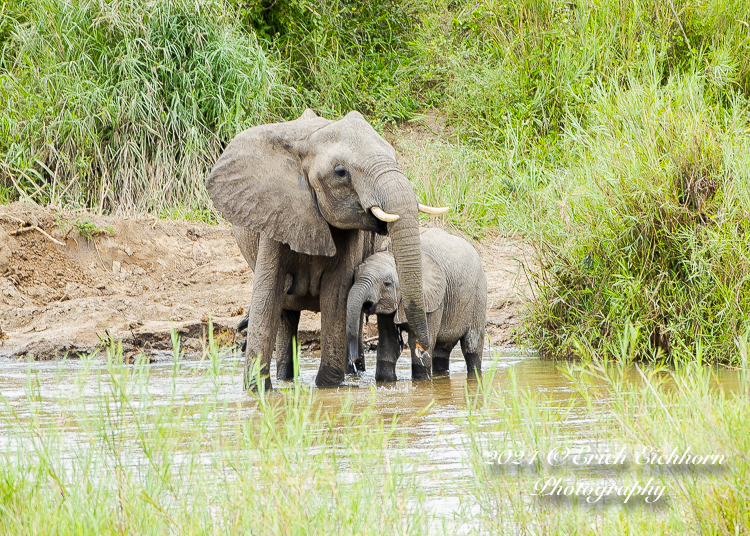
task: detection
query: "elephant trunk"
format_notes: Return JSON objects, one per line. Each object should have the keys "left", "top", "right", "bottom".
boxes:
{"left": 376, "top": 173, "right": 431, "bottom": 354}
{"left": 346, "top": 282, "right": 370, "bottom": 367}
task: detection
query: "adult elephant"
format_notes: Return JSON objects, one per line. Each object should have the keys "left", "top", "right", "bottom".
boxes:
{"left": 207, "top": 109, "right": 447, "bottom": 390}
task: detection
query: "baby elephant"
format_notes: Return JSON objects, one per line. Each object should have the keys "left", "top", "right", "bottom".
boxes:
{"left": 347, "top": 228, "right": 486, "bottom": 381}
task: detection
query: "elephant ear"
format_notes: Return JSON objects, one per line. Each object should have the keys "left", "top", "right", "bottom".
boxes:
{"left": 207, "top": 114, "right": 336, "bottom": 256}
{"left": 395, "top": 252, "right": 446, "bottom": 323}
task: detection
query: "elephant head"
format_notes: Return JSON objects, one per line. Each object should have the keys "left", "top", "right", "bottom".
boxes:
{"left": 346, "top": 250, "right": 447, "bottom": 366}
{"left": 207, "top": 109, "right": 446, "bottom": 356}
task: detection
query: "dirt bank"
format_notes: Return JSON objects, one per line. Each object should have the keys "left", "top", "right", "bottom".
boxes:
{"left": 0, "top": 202, "right": 531, "bottom": 360}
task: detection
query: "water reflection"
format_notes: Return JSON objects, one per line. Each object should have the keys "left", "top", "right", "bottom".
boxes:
{"left": 0, "top": 348, "right": 741, "bottom": 527}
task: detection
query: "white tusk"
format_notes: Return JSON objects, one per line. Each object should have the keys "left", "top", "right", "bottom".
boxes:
{"left": 371, "top": 206, "right": 400, "bottom": 222}
{"left": 418, "top": 203, "right": 450, "bottom": 215}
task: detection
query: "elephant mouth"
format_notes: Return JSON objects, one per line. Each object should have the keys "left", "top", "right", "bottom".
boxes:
{"left": 362, "top": 301, "right": 377, "bottom": 315}
{"left": 360, "top": 205, "right": 389, "bottom": 235}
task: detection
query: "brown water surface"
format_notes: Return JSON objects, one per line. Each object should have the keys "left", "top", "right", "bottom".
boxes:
{"left": 0, "top": 347, "right": 741, "bottom": 527}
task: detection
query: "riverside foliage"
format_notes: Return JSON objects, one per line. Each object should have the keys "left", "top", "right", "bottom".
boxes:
{"left": 2, "top": 0, "right": 750, "bottom": 362}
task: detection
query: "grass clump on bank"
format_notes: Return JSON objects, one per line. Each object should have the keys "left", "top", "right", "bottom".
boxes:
{"left": 522, "top": 71, "right": 750, "bottom": 364}
{"left": 399, "top": 0, "right": 750, "bottom": 361}
{"left": 0, "top": 0, "right": 290, "bottom": 214}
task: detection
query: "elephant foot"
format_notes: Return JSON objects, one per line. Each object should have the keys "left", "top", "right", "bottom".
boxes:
{"left": 346, "top": 356, "right": 366, "bottom": 375}
{"left": 243, "top": 354, "right": 272, "bottom": 392}
{"left": 375, "top": 360, "right": 397, "bottom": 382}
{"left": 277, "top": 361, "right": 294, "bottom": 381}
{"left": 236, "top": 315, "right": 249, "bottom": 353}
{"left": 315, "top": 364, "right": 344, "bottom": 387}
{"left": 464, "top": 352, "right": 482, "bottom": 378}
{"left": 411, "top": 362, "right": 431, "bottom": 380}
{"left": 244, "top": 375, "right": 272, "bottom": 393}
{"left": 433, "top": 356, "right": 450, "bottom": 374}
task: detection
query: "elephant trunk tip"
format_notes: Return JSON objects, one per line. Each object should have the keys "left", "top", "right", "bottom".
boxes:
{"left": 347, "top": 339, "right": 359, "bottom": 368}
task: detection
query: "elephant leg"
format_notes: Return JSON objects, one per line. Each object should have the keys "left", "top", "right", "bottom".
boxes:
{"left": 243, "top": 237, "right": 287, "bottom": 391}
{"left": 461, "top": 328, "right": 485, "bottom": 378}
{"left": 275, "top": 310, "right": 300, "bottom": 380}
{"left": 317, "top": 270, "right": 351, "bottom": 387}
{"left": 433, "top": 341, "right": 457, "bottom": 374}
{"left": 375, "top": 313, "right": 400, "bottom": 382}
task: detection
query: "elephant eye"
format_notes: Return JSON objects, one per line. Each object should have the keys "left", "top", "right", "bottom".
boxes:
{"left": 384, "top": 280, "right": 393, "bottom": 288}
{"left": 334, "top": 164, "right": 349, "bottom": 179}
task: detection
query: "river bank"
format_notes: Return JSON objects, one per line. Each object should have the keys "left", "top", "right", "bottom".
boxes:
{"left": 0, "top": 202, "right": 530, "bottom": 361}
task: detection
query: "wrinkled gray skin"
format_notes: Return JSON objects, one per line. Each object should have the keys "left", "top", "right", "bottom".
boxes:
{"left": 207, "top": 109, "right": 431, "bottom": 390}
{"left": 347, "top": 228, "right": 486, "bottom": 381}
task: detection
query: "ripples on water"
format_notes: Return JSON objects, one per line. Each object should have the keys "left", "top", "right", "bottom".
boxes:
{"left": 0, "top": 348, "right": 740, "bottom": 529}
{"left": 0, "top": 349, "right": 571, "bottom": 518}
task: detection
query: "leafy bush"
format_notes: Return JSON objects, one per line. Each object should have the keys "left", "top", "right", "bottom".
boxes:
{"left": 415, "top": 0, "right": 750, "bottom": 152}
{"left": 523, "top": 71, "right": 750, "bottom": 363}
{"left": 233, "top": 0, "right": 427, "bottom": 123}
{"left": 0, "top": 0, "right": 291, "bottom": 213}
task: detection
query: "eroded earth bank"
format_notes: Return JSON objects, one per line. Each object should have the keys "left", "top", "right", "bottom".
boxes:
{"left": 0, "top": 202, "right": 531, "bottom": 360}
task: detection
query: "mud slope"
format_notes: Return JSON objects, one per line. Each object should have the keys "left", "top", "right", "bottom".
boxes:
{"left": 0, "top": 202, "right": 530, "bottom": 359}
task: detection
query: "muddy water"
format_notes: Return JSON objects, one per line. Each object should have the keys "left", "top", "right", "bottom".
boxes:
{"left": 0, "top": 349, "right": 583, "bottom": 520}
{"left": 289, "top": 349, "right": 576, "bottom": 519}
{"left": 0, "top": 348, "right": 741, "bottom": 526}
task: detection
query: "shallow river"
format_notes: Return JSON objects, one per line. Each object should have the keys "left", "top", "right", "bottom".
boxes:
{"left": 0, "top": 348, "right": 740, "bottom": 530}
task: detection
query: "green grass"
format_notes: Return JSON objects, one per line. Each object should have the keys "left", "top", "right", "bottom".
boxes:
{"left": 520, "top": 69, "right": 750, "bottom": 364}
{"left": 233, "top": 0, "right": 428, "bottom": 124}
{"left": 54, "top": 216, "right": 115, "bottom": 241}
{"left": 157, "top": 202, "right": 222, "bottom": 225}
{"left": 464, "top": 345, "right": 750, "bottom": 534}
{"left": 1, "top": 330, "right": 749, "bottom": 533}
{"left": 0, "top": 340, "right": 429, "bottom": 535}
{"left": 0, "top": 0, "right": 290, "bottom": 215}
{"left": 393, "top": 0, "right": 750, "bottom": 362}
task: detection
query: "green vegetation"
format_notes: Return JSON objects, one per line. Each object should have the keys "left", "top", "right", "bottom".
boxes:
{"left": 0, "top": 0, "right": 289, "bottom": 214}
{"left": 55, "top": 214, "right": 114, "bottom": 240}
{"left": 466, "top": 347, "right": 750, "bottom": 534}
{"left": 1, "top": 335, "right": 748, "bottom": 533}
{"left": 157, "top": 202, "right": 222, "bottom": 225}
{"left": 0, "top": 343, "right": 427, "bottom": 534}
{"left": 522, "top": 71, "right": 750, "bottom": 363}
{"left": 73, "top": 218, "right": 114, "bottom": 240}
{"left": 232, "top": 0, "right": 427, "bottom": 122}
{"left": 400, "top": 0, "right": 750, "bottom": 362}
{"left": 3, "top": 0, "right": 750, "bottom": 360}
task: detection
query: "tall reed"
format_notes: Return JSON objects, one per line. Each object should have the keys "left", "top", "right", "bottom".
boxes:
{"left": 0, "top": 0, "right": 291, "bottom": 214}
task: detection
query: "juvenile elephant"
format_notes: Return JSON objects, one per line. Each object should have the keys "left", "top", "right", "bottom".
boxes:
{"left": 207, "top": 109, "right": 447, "bottom": 390}
{"left": 346, "top": 228, "right": 486, "bottom": 381}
